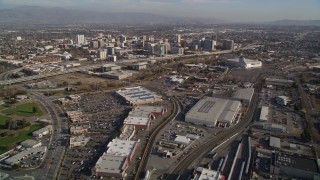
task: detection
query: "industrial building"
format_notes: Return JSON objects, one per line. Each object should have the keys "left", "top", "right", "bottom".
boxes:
{"left": 276, "top": 96, "right": 291, "bottom": 106}
{"left": 185, "top": 97, "right": 241, "bottom": 127}
{"left": 101, "top": 64, "right": 121, "bottom": 72}
{"left": 254, "top": 123, "right": 286, "bottom": 132}
{"left": 232, "top": 88, "right": 255, "bottom": 104}
{"left": 270, "top": 152, "right": 319, "bottom": 179}
{"left": 20, "top": 139, "right": 42, "bottom": 148}
{"left": 100, "top": 70, "right": 133, "bottom": 80}
{"left": 116, "top": 86, "right": 162, "bottom": 105}
{"left": 225, "top": 56, "right": 262, "bottom": 69}
{"left": 32, "top": 125, "right": 52, "bottom": 138}
{"left": 259, "top": 106, "right": 269, "bottom": 121}
{"left": 265, "top": 78, "right": 294, "bottom": 87}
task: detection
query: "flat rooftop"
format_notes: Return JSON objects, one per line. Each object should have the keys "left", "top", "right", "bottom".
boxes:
{"left": 124, "top": 116, "right": 150, "bottom": 126}
{"left": 232, "top": 88, "right": 255, "bottom": 102}
{"left": 260, "top": 106, "right": 269, "bottom": 121}
{"left": 106, "top": 139, "right": 138, "bottom": 157}
{"left": 95, "top": 155, "right": 126, "bottom": 174}
{"left": 70, "top": 136, "right": 90, "bottom": 143}
{"left": 5, "top": 146, "right": 47, "bottom": 165}
{"left": 186, "top": 97, "right": 241, "bottom": 124}
{"left": 116, "top": 86, "right": 162, "bottom": 105}
{"left": 273, "top": 152, "right": 319, "bottom": 173}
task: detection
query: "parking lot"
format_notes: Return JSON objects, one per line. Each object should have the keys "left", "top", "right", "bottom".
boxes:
{"left": 58, "top": 92, "right": 131, "bottom": 179}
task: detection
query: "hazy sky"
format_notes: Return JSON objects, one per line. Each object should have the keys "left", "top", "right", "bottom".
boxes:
{"left": 0, "top": 0, "right": 319, "bottom": 22}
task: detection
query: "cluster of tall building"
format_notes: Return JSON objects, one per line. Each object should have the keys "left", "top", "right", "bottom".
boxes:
{"left": 71, "top": 33, "right": 236, "bottom": 62}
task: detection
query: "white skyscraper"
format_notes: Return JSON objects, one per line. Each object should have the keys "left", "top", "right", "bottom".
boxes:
{"left": 76, "top": 35, "right": 85, "bottom": 45}
{"left": 175, "top": 34, "right": 181, "bottom": 44}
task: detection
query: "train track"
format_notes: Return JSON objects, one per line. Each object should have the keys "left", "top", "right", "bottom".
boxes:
{"left": 166, "top": 83, "right": 262, "bottom": 180}
{"left": 134, "top": 97, "right": 179, "bottom": 180}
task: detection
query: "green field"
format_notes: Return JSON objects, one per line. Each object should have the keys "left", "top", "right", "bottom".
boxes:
{"left": 0, "top": 115, "right": 10, "bottom": 125}
{"left": 0, "top": 115, "right": 11, "bottom": 129}
{"left": 0, "top": 124, "right": 43, "bottom": 154}
{"left": 2, "top": 103, "right": 43, "bottom": 117}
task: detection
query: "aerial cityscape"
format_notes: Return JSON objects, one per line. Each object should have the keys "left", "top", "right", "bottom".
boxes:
{"left": 0, "top": 1, "right": 320, "bottom": 180}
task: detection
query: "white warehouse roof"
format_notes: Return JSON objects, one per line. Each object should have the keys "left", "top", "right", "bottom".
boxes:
{"left": 116, "top": 86, "right": 162, "bottom": 105}
{"left": 185, "top": 97, "right": 241, "bottom": 126}
{"left": 106, "top": 139, "right": 138, "bottom": 157}
{"left": 260, "top": 106, "right": 269, "bottom": 121}
{"left": 232, "top": 88, "right": 255, "bottom": 103}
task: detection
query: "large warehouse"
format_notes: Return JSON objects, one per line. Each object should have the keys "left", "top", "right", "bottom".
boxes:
{"left": 116, "top": 86, "right": 162, "bottom": 105}
{"left": 225, "top": 56, "right": 262, "bottom": 69}
{"left": 185, "top": 97, "right": 241, "bottom": 127}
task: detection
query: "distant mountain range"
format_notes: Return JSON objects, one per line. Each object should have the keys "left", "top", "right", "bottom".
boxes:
{"left": 0, "top": 6, "right": 226, "bottom": 25}
{"left": 0, "top": 6, "right": 319, "bottom": 26}
{"left": 264, "top": 19, "right": 320, "bottom": 26}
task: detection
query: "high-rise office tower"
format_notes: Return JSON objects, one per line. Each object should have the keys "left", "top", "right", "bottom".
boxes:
{"left": 76, "top": 35, "right": 85, "bottom": 45}
{"left": 175, "top": 34, "right": 181, "bottom": 44}
{"left": 119, "top": 34, "right": 126, "bottom": 43}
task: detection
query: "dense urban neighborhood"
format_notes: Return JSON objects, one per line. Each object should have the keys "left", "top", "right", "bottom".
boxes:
{"left": 0, "top": 2, "right": 320, "bottom": 180}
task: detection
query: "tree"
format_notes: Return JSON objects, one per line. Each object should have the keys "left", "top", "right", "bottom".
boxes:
{"left": 32, "top": 106, "right": 37, "bottom": 113}
{"left": 301, "top": 128, "right": 312, "bottom": 141}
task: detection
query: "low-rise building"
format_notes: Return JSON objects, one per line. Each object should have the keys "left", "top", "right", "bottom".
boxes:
{"left": 32, "top": 125, "right": 52, "bottom": 138}
{"left": 116, "top": 86, "right": 162, "bottom": 106}
{"left": 259, "top": 106, "right": 269, "bottom": 121}
{"left": 70, "top": 126, "right": 89, "bottom": 135}
{"left": 69, "top": 136, "right": 90, "bottom": 148}
{"left": 20, "top": 139, "right": 42, "bottom": 148}
{"left": 270, "top": 152, "right": 319, "bottom": 180}
{"left": 95, "top": 155, "right": 128, "bottom": 178}
{"left": 174, "top": 135, "right": 191, "bottom": 145}
{"left": 123, "top": 106, "right": 165, "bottom": 130}
{"left": 100, "top": 70, "right": 133, "bottom": 80}
{"left": 4, "top": 146, "right": 47, "bottom": 166}
{"left": 225, "top": 56, "right": 262, "bottom": 69}
{"left": 276, "top": 96, "right": 291, "bottom": 106}
{"left": 265, "top": 78, "right": 294, "bottom": 87}
{"left": 232, "top": 88, "right": 255, "bottom": 104}
{"left": 106, "top": 139, "right": 139, "bottom": 161}
{"left": 130, "top": 62, "right": 147, "bottom": 71}
{"left": 101, "top": 64, "right": 121, "bottom": 72}
{"left": 192, "top": 167, "right": 225, "bottom": 180}
{"left": 185, "top": 97, "right": 241, "bottom": 127}
{"left": 254, "top": 123, "right": 286, "bottom": 132}
{"left": 269, "top": 136, "right": 281, "bottom": 149}
{"left": 94, "top": 139, "right": 139, "bottom": 178}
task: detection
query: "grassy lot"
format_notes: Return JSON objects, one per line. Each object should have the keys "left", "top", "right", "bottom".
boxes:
{"left": 0, "top": 124, "right": 43, "bottom": 154}
{"left": 0, "top": 115, "right": 11, "bottom": 129}
{"left": 0, "top": 115, "right": 10, "bottom": 125}
{"left": 2, "top": 103, "right": 43, "bottom": 117}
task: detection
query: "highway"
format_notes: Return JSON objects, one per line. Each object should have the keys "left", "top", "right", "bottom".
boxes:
{"left": 165, "top": 78, "right": 263, "bottom": 180}
{"left": 21, "top": 87, "right": 69, "bottom": 180}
